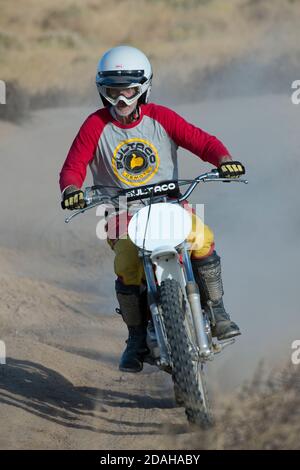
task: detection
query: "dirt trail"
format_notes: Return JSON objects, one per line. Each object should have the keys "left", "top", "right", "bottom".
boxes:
{"left": 0, "top": 251, "right": 188, "bottom": 450}
{"left": 0, "top": 95, "right": 299, "bottom": 449}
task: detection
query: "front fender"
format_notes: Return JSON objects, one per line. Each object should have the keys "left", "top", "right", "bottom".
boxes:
{"left": 150, "top": 246, "right": 186, "bottom": 292}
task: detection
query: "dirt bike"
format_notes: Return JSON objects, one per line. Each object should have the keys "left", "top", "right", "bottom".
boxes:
{"left": 64, "top": 169, "right": 248, "bottom": 427}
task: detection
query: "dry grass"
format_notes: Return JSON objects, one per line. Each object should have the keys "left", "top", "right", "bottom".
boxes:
{"left": 0, "top": 0, "right": 300, "bottom": 99}
{"left": 182, "top": 362, "right": 300, "bottom": 450}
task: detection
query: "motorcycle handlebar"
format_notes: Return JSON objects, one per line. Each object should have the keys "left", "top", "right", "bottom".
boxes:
{"left": 64, "top": 169, "right": 248, "bottom": 223}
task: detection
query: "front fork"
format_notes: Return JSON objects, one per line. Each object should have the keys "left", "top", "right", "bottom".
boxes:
{"left": 143, "top": 255, "right": 170, "bottom": 369}
{"left": 142, "top": 244, "right": 213, "bottom": 365}
{"left": 182, "top": 245, "right": 212, "bottom": 359}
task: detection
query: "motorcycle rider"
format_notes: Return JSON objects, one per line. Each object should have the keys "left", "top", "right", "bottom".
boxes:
{"left": 59, "top": 45, "right": 245, "bottom": 373}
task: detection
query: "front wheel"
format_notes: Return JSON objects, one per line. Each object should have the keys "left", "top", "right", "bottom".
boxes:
{"left": 160, "top": 279, "right": 213, "bottom": 428}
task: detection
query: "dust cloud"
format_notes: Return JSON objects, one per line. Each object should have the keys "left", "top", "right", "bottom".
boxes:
{"left": 166, "top": 46, "right": 300, "bottom": 390}
{"left": 0, "top": 44, "right": 299, "bottom": 448}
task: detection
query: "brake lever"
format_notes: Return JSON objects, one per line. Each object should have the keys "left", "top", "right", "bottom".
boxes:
{"left": 202, "top": 177, "right": 248, "bottom": 184}
{"left": 64, "top": 192, "right": 121, "bottom": 223}
{"left": 64, "top": 202, "right": 101, "bottom": 223}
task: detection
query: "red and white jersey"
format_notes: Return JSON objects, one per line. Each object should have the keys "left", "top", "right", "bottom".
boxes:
{"left": 59, "top": 103, "right": 229, "bottom": 194}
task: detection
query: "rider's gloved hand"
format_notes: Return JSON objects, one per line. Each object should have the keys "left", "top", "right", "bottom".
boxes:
{"left": 218, "top": 160, "right": 245, "bottom": 179}
{"left": 61, "top": 185, "right": 85, "bottom": 210}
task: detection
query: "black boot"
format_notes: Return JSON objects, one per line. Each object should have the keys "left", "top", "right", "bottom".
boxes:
{"left": 116, "top": 288, "right": 149, "bottom": 373}
{"left": 192, "top": 251, "right": 241, "bottom": 341}
{"left": 119, "top": 325, "right": 149, "bottom": 373}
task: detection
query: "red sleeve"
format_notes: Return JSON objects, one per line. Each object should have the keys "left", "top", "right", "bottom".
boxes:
{"left": 144, "top": 104, "right": 230, "bottom": 166}
{"left": 59, "top": 110, "right": 108, "bottom": 192}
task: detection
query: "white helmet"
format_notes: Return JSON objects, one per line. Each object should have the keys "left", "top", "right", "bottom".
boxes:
{"left": 95, "top": 45, "right": 153, "bottom": 107}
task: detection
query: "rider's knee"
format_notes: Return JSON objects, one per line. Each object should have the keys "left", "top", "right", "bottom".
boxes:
{"left": 113, "top": 238, "right": 144, "bottom": 285}
{"left": 191, "top": 241, "right": 215, "bottom": 259}
{"left": 188, "top": 215, "right": 215, "bottom": 258}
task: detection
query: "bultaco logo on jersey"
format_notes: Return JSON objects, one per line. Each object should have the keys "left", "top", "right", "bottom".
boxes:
{"left": 112, "top": 138, "right": 160, "bottom": 186}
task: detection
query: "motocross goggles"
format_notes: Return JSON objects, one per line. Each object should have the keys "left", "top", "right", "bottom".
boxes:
{"left": 96, "top": 70, "right": 147, "bottom": 105}
{"left": 100, "top": 84, "right": 143, "bottom": 106}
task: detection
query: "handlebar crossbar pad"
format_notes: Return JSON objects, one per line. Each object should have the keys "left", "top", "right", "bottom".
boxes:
{"left": 118, "top": 180, "right": 180, "bottom": 202}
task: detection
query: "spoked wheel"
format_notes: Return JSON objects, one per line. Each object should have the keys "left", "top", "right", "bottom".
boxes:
{"left": 160, "top": 279, "right": 213, "bottom": 428}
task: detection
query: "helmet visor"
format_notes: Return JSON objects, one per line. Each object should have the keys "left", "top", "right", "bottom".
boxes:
{"left": 97, "top": 69, "right": 146, "bottom": 86}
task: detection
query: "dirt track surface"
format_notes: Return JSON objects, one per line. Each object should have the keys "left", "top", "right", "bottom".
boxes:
{"left": 0, "top": 251, "right": 189, "bottom": 450}
{"left": 0, "top": 95, "right": 299, "bottom": 449}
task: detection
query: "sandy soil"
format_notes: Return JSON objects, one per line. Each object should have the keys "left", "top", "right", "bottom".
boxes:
{"left": 0, "top": 94, "right": 299, "bottom": 449}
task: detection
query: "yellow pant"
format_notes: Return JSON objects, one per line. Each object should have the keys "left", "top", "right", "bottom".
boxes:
{"left": 108, "top": 212, "right": 215, "bottom": 286}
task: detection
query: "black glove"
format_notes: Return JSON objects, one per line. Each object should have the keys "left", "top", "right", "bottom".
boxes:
{"left": 218, "top": 160, "right": 245, "bottom": 178}
{"left": 61, "top": 187, "right": 85, "bottom": 210}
